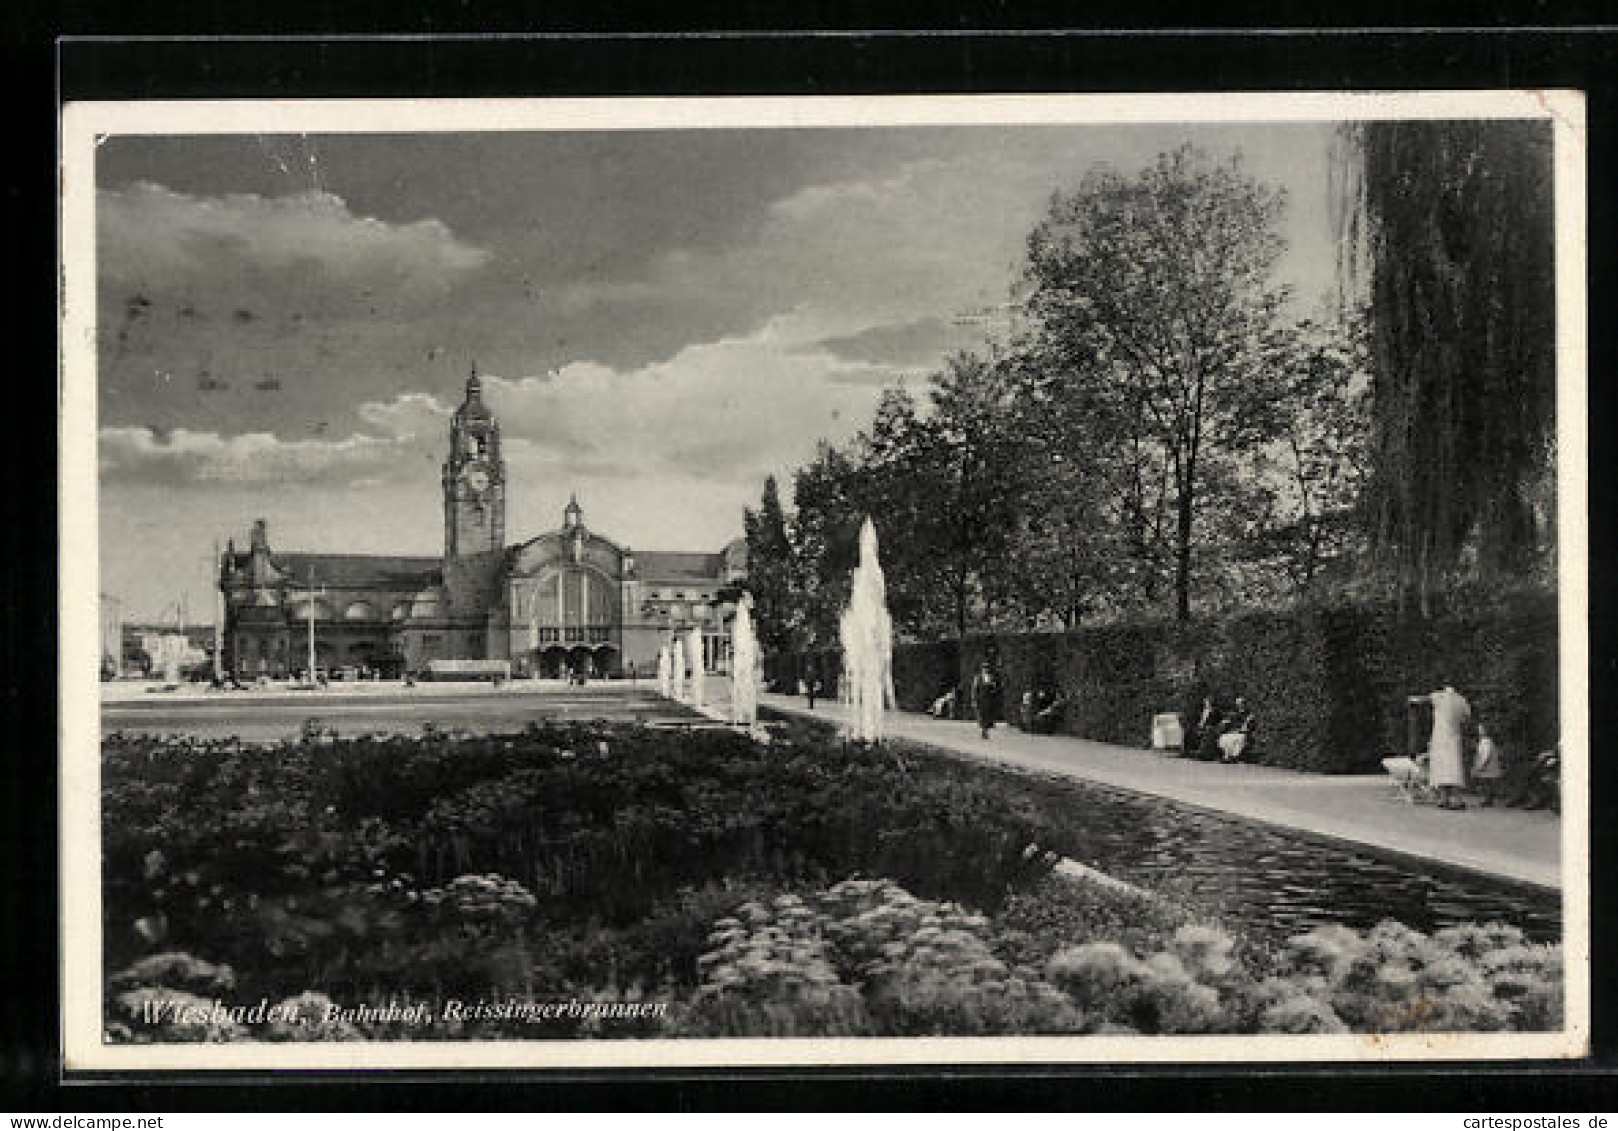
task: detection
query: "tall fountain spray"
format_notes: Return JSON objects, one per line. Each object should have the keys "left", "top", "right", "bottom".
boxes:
{"left": 161, "top": 636, "right": 183, "bottom": 685}
{"left": 668, "top": 635, "right": 686, "bottom": 702}
{"left": 839, "top": 517, "right": 895, "bottom": 743}
{"left": 656, "top": 642, "right": 672, "bottom": 698}
{"left": 730, "top": 592, "right": 760, "bottom": 727}
{"left": 687, "top": 625, "right": 706, "bottom": 709}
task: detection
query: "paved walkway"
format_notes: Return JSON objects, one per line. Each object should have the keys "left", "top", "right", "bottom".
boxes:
{"left": 759, "top": 693, "right": 1562, "bottom": 890}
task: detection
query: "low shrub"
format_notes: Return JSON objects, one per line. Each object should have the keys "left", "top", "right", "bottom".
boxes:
{"left": 891, "top": 638, "right": 961, "bottom": 712}
{"left": 103, "top": 724, "right": 1057, "bottom": 1007}
{"left": 687, "top": 877, "right": 1562, "bottom": 1037}
{"left": 689, "top": 880, "right": 1083, "bottom": 1037}
{"left": 1272, "top": 919, "right": 1561, "bottom": 1033}
{"left": 997, "top": 874, "right": 1264, "bottom": 972}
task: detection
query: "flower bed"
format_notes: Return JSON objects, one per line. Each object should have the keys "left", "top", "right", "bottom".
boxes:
{"left": 101, "top": 720, "right": 1562, "bottom": 1041}
{"left": 687, "top": 878, "right": 1562, "bottom": 1036}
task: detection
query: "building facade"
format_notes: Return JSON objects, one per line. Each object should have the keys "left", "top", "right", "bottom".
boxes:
{"left": 219, "top": 369, "right": 747, "bottom": 679}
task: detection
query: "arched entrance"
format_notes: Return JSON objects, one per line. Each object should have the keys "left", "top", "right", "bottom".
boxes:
{"left": 537, "top": 645, "right": 570, "bottom": 679}
{"left": 346, "top": 639, "right": 380, "bottom": 670}
{"left": 566, "top": 645, "right": 595, "bottom": 680}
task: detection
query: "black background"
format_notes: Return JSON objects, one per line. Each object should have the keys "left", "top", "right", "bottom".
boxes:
{"left": 6, "top": 7, "right": 1616, "bottom": 1112}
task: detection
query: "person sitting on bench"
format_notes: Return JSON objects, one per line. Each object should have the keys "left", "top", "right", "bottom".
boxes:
{"left": 1032, "top": 691, "right": 1068, "bottom": 735}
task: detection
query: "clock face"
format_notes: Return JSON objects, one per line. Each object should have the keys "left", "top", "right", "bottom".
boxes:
{"left": 463, "top": 466, "right": 490, "bottom": 493}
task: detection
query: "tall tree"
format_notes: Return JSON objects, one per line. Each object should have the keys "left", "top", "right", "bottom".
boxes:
{"left": 1211, "top": 314, "right": 1373, "bottom": 604}
{"left": 783, "top": 359, "right": 1037, "bottom": 643}
{"left": 846, "top": 387, "right": 956, "bottom": 635}
{"left": 994, "top": 347, "right": 1123, "bottom": 627}
{"left": 1266, "top": 316, "right": 1373, "bottom": 596}
{"left": 923, "top": 352, "right": 1034, "bottom": 636}
{"left": 742, "top": 475, "right": 798, "bottom": 655}
{"left": 789, "top": 442, "right": 862, "bottom": 649}
{"left": 1024, "top": 145, "right": 1296, "bottom": 620}
{"left": 1337, "top": 120, "right": 1556, "bottom": 612}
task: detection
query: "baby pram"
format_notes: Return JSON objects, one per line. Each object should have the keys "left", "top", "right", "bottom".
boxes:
{"left": 1381, "top": 754, "right": 1435, "bottom": 804}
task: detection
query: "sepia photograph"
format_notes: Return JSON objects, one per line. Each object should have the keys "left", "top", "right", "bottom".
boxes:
{"left": 58, "top": 92, "right": 1588, "bottom": 1071}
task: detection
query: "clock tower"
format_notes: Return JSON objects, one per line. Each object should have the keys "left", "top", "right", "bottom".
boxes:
{"left": 442, "top": 365, "right": 506, "bottom": 559}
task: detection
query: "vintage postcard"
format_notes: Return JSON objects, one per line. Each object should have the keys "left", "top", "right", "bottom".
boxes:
{"left": 60, "top": 91, "right": 1588, "bottom": 1072}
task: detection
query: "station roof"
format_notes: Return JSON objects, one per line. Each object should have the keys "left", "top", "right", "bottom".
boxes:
{"left": 229, "top": 551, "right": 441, "bottom": 590}
{"left": 635, "top": 550, "right": 726, "bottom": 581}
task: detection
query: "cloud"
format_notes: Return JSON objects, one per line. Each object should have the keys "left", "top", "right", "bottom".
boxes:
{"left": 355, "top": 391, "right": 453, "bottom": 438}
{"left": 98, "top": 426, "right": 417, "bottom": 488}
{"left": 95, "top": 183, "right": 500, "bottom": 443}
{"left": 479, "top": 326, "right": 903, "bottom": 485}
{"left": 98, "top": 388, "right": 455, "bottom": 488}
{"left": 811, "top": 315, "right": 998, "bottom": 368}
{"left": 530, "top": 132, "right": 1338, "bottom": 379}
{"left": 92, "top": 151, "right": 1053, "bottom": 450}
{"left": 540, "top": 154, "right": 1044, "bottom": 365}
{"left": 97, "top": 316, "right": 903, "bottom": 494}
{"left": 99, "top": 183, "right": 491, "bottom": 309}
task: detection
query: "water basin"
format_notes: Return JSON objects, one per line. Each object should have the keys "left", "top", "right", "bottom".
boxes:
{"left": 1036, "top": 776, "right": 1560, "bottom": 942}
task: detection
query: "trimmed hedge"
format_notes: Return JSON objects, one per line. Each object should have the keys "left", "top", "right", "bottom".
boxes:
{"left": 795, "top": 594, "right": 1558, "bottom": 776}
{"left": 891, "top": 638, "right": 961, "bottom": 712}
{"left": 765, "top": 640, "right": 961, "bottom": 713}
{"left": 1309, "top": 596, "right": 1560, "bottom": 783}
{"left": 763, "top": 648, "right": 840, "bottom": 697}
{"left": 956, "top": 624, "right": 1193, "bottom": 750}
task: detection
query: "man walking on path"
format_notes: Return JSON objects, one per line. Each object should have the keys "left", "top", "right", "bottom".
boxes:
{"left": 971, "top": 661, "right": 1002, "bottom": 740}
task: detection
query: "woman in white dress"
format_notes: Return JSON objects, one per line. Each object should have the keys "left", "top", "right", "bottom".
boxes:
{"left": 1417, "top": 684, "right": 1473, "bottom": 809}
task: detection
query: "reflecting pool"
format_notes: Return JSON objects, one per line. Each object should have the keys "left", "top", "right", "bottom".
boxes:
{"left": 1039, "top": 777, "right": 1560, "bottom": 942}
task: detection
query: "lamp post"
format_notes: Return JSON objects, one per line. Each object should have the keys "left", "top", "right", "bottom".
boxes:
{"left": 289, "top": 566, "right": 326, "bottom": 683}
{"left": 211, "top": 541, "right": 224, "bottom": 682}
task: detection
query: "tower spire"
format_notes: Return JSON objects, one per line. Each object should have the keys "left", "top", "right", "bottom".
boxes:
{"left": 444, "top": 360, "right": 504, "bottom": 558}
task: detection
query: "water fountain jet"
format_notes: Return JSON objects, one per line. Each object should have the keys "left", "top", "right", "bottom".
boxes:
{"left": 687, "top": 625, "right": 706, "bottom": 709}
{"left": 668, "top": 635, "right": 686, "bottom": 702}
{"left": 161, "top": 637, "right": 183, "bottom": 685}
{"left": 839, "top": 517, "right": 895, "bottom": 743}
{"left": 656, "top": 642, "right": 672, "bottom": 698}
{"left": 730, "top": 592, "right": 760, "bottom": 728}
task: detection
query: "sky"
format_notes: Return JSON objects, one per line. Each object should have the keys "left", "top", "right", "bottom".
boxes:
{"left": 94, "top": 122, "right": 1339, "bottom": 622}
